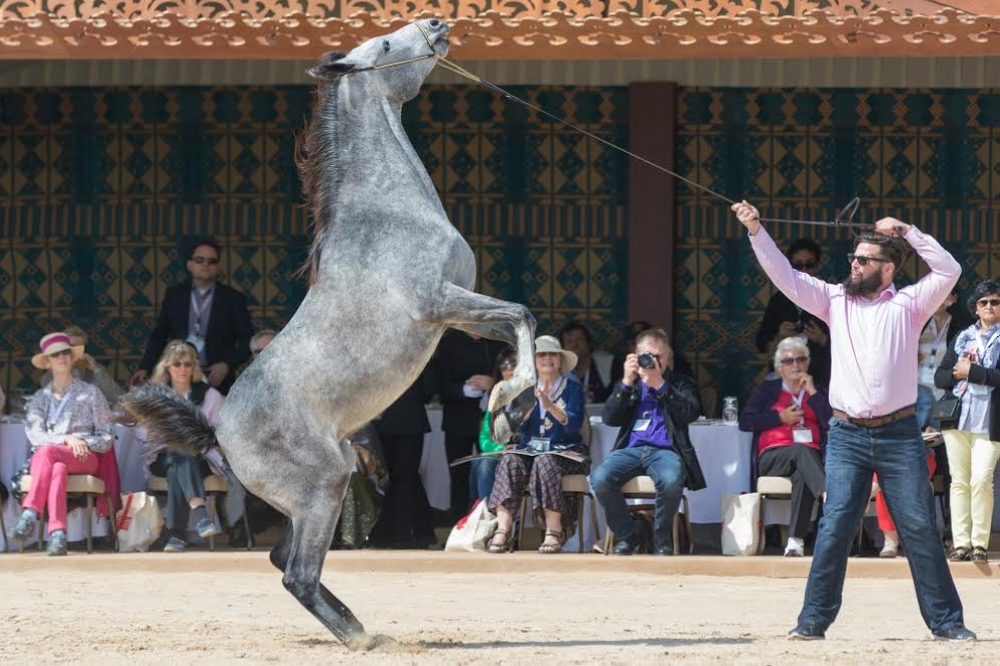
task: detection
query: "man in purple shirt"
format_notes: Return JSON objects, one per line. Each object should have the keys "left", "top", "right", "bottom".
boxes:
{"left": 591, "top": 328, "right": 704, "bottom": 555}
{"left": 733, "top": 200, "right": 974, "bottom": 643}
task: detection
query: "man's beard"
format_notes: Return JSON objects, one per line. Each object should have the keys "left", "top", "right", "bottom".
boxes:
{"left": 844, "top": 270, "right": 884, "bottom": 296}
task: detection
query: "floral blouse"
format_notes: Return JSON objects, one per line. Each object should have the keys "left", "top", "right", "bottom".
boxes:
{"left": 25, "top": 378, "right": 113, "bottom": 453}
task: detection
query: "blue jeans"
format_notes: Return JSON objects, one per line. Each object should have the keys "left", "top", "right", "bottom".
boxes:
{"left": 798, "top": 414, "right": 964, "bottom": 633}
{"left": 469, "top": 457, "right": 499, "bottom": 507}
{"left": 589, "top": 446, "right": 684, "bottom": 550}
{"left": 915, "top": 384, "right": 939, "bottom": 430}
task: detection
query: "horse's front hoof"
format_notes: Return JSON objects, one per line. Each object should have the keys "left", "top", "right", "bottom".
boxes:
{"left": 487, "top": 376, "right": 533, "bottom": 413}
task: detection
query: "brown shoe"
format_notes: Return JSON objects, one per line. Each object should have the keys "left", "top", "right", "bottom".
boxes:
{"left": 949, "top": 546, "right": 971, "bottom": 562}
{"left": 970, "top": 546, "right": 988, "bottom": 563}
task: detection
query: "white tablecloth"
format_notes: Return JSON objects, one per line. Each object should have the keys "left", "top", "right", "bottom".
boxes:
{"left": 0, "top": 421, "right": 148, "bottom": 551}
{"left": 686, "top": 421, "right": 754, "bottom": 524}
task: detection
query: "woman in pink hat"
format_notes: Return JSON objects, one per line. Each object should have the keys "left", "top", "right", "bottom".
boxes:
{"left": 12, "top": 332, "right": 115, "bottom": 555}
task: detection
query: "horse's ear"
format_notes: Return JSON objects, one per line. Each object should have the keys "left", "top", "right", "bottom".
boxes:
{"left": 308, "top": 52, "right": 355, "bottom": 80}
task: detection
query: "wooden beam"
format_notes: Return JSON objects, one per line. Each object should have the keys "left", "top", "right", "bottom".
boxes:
{"left": 627, "top": 81, "right": 676, "bottom": 340}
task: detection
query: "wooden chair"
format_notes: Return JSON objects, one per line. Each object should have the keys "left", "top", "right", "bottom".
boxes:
{"left": 17, "top": 474, "right": 117, "bottom": 553}
{"left": 514, "top": 474, "right": 601, "bottom": 553}
{"left": 601, "top": 476, "right": 693, "bottom": 555}
{"left": 147, "top": 474, "right": 251, "bottom": 551}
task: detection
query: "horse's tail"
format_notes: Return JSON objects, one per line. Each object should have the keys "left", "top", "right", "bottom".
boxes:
{"left": 120, "top": 383, "right": 219, "bottom": 457}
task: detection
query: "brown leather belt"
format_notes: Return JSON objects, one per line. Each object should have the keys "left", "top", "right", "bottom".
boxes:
{"left": 832, "top": 405, "right": 916, "bottom": 428}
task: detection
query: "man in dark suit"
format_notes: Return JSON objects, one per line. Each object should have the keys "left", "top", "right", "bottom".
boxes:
{"left": 131, "top": 239, "right": 253, "bottom": 395}
{"left": 434, "top": 330, "right": 507, "bottom": 524}
{"left": 371, "top": 368, "right": 438, "bottom": 548}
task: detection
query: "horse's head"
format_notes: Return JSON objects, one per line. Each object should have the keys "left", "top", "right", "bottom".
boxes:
{"left": 308, "top": 19, "right": 450, "bottom": 103}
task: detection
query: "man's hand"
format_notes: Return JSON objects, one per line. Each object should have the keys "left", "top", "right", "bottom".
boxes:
{"left": 779, "top": 403, "right": 804, "bottom": 425}
{"left": 206, "top": 362, "right": 230, "bottom": 388}
{"left": 466, "top": 374, "right": 496, "bottom": 392}
{"left": 64, "top": 435, "right": 90, "bottom": 461}
{"left": 621, "top": 354, "right": 640, "bottom": 387}
{"left": 802, "top": 320, "right": 828, "bottom": 347}
{"left": 731, "top": 200, "right": 761, "bottom": 235}
{"left": 777, "top": 321, "right": 799, "bottom": 340}
{"left": 78, "top": 353, "right": 98, "bottom": 372}
{"left": 129, "top": 369, "right": 148, "bottom": 387}
{"left": 874, "top": 216, "right": 910, "bottom": 238}
{"left": 953, "top": 356, "right": 972, "bottom": 380}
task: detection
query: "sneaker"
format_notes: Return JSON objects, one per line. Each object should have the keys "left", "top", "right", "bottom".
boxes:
{"left": 12, "top": 510, "right": 37, "bottom": 540}
{"left": 879, "top": 544, "right": 898, "bottom": 558}
{"left": 163, "top": 536, "right": 187, "bottom": 553}
{"left": 788, "top": 625, "right": 826, "bottom": 640}
{"left": 46, "top": 530, "right": 68, "bottom": 556}
{"left": 932, "top": 626, "right": 977, "bottom": 642}
{"left": 196, "top": 517, "right": 221, "bottom": 539}
{"left": 784, "top": 544, "right": 805, "bottom": 557}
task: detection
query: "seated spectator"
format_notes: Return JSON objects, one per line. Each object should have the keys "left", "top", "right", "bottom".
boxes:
{"left": 333, "top": 422, "right": 389, "bottom": 549}
{"left": 471, "top": 347, "right": 517, "bottom": 505}
{"left": 755, "top": 238, "right": 831, "bottom": 388}
{"left": 250, "top": 328, "right": 277, "bottom": 357}
{"left": 591, "top": 327, "right": 703, "bottom": 556}
{"left": 12, "top": 332, "right": 119, "bottom": 555}
{"left": 40, "top": 324, "right": 125, "bottom": 406}
{"left": 935, "top": 279, "right": 1000, "bottom": 563}
{"left": 486, "top": 336, "right": 586, "bottom": 554}
{"left": 739, "top": 336, "right": 830, "bottom": 557}
{"left": 610, "top": 320, "right": 695, "bottom": 387}
{"left": 144, "top": 339, "right": 225, "bottom": 552}
{"left": 559, "top": 320, "right": 613, "bottom": 403}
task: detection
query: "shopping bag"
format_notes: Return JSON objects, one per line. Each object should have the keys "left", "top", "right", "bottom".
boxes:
{"left": 115, "top": 491, "right": 164, "bottom": 553}
{"left": 721, "top": 492, "right": 761, "bottom": 556}
{"left": 444, "top": 499, "right": 497, "bottom": 552}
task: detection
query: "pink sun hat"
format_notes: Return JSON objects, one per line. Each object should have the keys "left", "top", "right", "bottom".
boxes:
{"left": 31, "top": 332, "right": 85, "bottom": 369}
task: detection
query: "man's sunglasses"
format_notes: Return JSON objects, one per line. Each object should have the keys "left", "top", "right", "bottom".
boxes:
{"left": 977, "top": 298, "right": 1000, "bottom": 308}
{"left": 792, "top": 260, "right": 817, "bottom": 270}
{"left": 779, "top": 355, "right": 809, "bottom": 366}
{"left": 191, "top": 256, "right": 219, "bottom": 265}
{"left": 847, "top": 253, "right": 889, "bottom": 267}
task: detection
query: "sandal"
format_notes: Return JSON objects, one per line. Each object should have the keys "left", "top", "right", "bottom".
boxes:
{"left": 487, "top": 529, "right": 510, "bottom": 554}
{"left": 949, "top": 546, "right": 971, "bottom": 562}
{"left": 538, "top": 529, "right": 564, "bottom": 554}
{"left": 970, "top": 546, "right": 989, "bottom": 563}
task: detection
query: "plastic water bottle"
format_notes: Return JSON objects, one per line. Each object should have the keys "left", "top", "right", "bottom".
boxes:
{"left": 722, "top": 396, "right": 739, "bottom": 425}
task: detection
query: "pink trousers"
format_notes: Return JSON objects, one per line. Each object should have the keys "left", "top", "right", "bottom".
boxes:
{"left": 23, "top": 445, "right": 99, "bottom": 533}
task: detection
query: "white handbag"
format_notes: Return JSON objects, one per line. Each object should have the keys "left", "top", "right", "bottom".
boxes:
{"left": 721, "top": 492, "right": 761, "bottom": 556}
{"left": 115, "top": 491, "right": 165, "bottom": 553}
{"left": 444, "top": 499, "right": 497, "bottom": 552}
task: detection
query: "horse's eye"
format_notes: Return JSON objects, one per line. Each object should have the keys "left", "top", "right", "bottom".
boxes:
{"left": 382, "top": 41, "right": 390, "bottom": 54}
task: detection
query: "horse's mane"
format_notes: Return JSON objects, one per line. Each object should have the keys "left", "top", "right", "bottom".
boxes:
{"left": 295, "top": 83, "right": 340, "bottom": 285}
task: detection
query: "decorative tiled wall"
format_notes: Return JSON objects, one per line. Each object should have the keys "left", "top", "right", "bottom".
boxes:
{"left": 0, "top": 85, "right": 629, "bottom": 394}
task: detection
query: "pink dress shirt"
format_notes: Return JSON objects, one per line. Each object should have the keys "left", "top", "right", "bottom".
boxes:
{"left": 749, "top": 226, "right": 960, "bottom": 419}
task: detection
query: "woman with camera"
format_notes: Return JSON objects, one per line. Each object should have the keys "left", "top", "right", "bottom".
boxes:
{"left": 739, "top": 336, "right": 830, "bottom": 557}
{"left": 486, "top": 335, "right": 586, "bottom": 554}
{"left": 934, "top": 279, "right": 1000, "bottom": 563}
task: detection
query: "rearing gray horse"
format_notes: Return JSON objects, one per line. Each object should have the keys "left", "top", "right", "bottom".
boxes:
{"left": 122, "top": 18, "right": 538, "bottom": 648}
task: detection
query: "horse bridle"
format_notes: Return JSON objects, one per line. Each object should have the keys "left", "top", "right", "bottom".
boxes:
{"left": 341, "top": 22, "right": 866, "bottom": 231}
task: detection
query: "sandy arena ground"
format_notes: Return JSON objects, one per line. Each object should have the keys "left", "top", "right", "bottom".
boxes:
{"left": 2, "top": 552, "right": 999, "bottom": 665}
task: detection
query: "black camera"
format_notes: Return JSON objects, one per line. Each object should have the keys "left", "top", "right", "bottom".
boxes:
{"left": 794, "top": 319, "right": 805, "bottom": 334}
{"left": 637, "top": 352, "right": 657, "bottom": 369}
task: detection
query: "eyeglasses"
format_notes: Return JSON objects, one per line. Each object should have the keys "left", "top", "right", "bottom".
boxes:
{"left": 171, "top": 361, "right": 195, "bottom": 368}
{"left": 191, "top": 256, "right": 219, "bottom": 265}
{"left": 499, "top": 360, "right": 517, "bottom": 370}
{"left": 977, "top": 298, "right": 1000, "bottom": 308}
{"left": 848, "top": 253, "right": 889, "bottom": 267}
{"left": 779, "top": 355, "right": 809, "bottom": 366}
{"left": 537, "top": 351, "right": 561, "bottom": 358}
{"left": 792, "top": 261, "right": 817, "bottom": 270}
{"left": 48, "top": 349, "right": 72, "bottom": 358}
